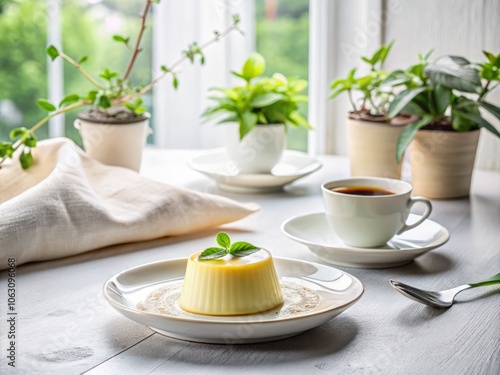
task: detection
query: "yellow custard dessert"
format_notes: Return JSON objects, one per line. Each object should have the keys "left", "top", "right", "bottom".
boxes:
{"left": 178, "top": 249, "right": 284, "bottom": 316}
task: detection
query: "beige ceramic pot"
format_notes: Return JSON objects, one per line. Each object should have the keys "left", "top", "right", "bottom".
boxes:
{"left": 75, "top": 112, "right": 151, "bottom": 172}
{"left": 409, "top": 129, "right": 480, "bottom": 199}
{"left": 348, "top": 118, "right": 408, "bottom": 179}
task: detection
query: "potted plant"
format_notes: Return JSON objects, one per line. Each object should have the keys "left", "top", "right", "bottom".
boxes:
{"left": 388, "top": 51, "right": 500, "bottom": 198}
{"left": 329, "top": 41, "right": 413, "bottom": 179}
{"left": 202, "top": 52, "right": 311, "bottom": 174}
{"left": 0, "top": 0, "right": 241, "bottom": 171}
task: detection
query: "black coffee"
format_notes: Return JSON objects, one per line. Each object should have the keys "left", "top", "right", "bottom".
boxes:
{"left": 332, "top": 186, "right": 395, "bottom": 196}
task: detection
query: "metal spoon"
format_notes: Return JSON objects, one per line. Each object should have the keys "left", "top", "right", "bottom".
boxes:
{"left": 390, "top": 272, "right": 500, "bottom": 308}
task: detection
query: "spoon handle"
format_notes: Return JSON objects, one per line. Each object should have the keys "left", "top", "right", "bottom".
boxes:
{"left": 469, "top": 272, "right": 500, "bottom": 288}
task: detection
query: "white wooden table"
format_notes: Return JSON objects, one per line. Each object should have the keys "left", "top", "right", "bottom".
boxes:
{"left": 1, "top": 149, "right": 499, "bottom": 375}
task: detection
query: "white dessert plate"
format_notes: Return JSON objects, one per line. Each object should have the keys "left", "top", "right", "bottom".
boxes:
{"left": 281, "top": 213, "right": 450, "bottom": 269}
{"left": 188, "top": 149, "right": 322, "bottom": 193}
{"left": 103, "top": 257, "right": 363, "bottom": 344}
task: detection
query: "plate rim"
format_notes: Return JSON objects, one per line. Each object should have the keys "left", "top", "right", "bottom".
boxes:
{"left": 188, "top": 148, "right": 323, "bottom": 179}
{"left": 281, "top": 212, "right": 450, "bottom": 254}
{"left": 103, "top": 256, "right": 364, "bottom": 325}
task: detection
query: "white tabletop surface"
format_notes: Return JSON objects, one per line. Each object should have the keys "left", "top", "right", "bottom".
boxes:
{"left": 1, "top": 149, "right": 499, "bottom": 375}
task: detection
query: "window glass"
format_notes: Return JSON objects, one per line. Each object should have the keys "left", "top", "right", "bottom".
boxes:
{"left": 255, "top": 0, "right": 309, "bottom": 151}
{"left": 62, "top": 0, "right": 153, "bottom": 145}
{"left": 0, "top": 0, "right": 48, "bottom": 141}
{"left": 0, "top": 0, "right": 152, "bottom": 145}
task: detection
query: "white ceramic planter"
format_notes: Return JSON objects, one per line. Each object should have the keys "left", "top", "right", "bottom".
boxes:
{"left": 409, "top": 129, "right": 480, "bottom": 199}
{"left": 226, "top": 123, "right": 285, "bottom": 174}
{"left": 348, "top": 118, "right": 409, "bottom": 179}
{"left": 75, "top": 114, "right": 151, "bottom": 172}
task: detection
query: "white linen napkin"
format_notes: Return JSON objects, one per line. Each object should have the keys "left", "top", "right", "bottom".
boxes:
{"left": 0, "top": 138, "right": 259, "bottom": 269}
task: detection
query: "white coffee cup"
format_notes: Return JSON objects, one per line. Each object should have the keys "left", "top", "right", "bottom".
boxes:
{"left": 321, "top": 177, "right": 432, "bottom": 248}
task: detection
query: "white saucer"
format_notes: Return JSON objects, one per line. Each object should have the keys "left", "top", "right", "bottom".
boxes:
{"left": 103, "top": 257, "right": 363, "bottom": 344}
{"left": 188, "top": 149, "right": 322, "bottom": 193}
{"left": 281, "top": 213, "right": 450, "bottom": 269}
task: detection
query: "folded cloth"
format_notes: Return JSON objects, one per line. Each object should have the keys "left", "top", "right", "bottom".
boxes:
{"left": 0, "top": 138, "right": 259, "bottom": 269}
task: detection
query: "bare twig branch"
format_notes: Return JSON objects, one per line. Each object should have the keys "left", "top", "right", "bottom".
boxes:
{"left": 115, "top": 21, "right": 240, "bottom": 105}
{"left": 59, "top": 52, "right": 103, "bottom": 89}
{"left": 123, "top": 0, "right": 153, "bottom": 81}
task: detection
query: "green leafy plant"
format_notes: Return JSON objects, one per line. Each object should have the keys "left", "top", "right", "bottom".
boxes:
{"left": 198, "top": 232, "right": 260, "bottom": 261}
{"left": 0, "top": 0, "right": 241, "bottom": 169}
{"left": 202, "top": 52, "right": 312, "bottom": 139}
{"left": 329, "top": 41, "right": 395, "bottom": 118}
{"left": 388, "top": 51, "right": 500, "bottom": 162}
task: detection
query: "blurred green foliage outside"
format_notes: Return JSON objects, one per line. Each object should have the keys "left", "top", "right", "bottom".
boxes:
{"left": 0, "top": 0, "right": 308, "bottom": 150}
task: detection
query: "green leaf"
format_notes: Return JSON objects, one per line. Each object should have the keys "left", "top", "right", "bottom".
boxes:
{"left": 230, "top": 71, "right": 246, "bottom": 80}
{"left": 198, "top": 247, "right": 228, "bottom": 261}
{"left": 161, "top": 65, "right": 169, "bottom": 73}
{"left": 112, "top": 35, "right": 130, "bottom": 45}
{"left": 9, "top": 127, "right": 29, "bottom": 141}
{"left": 173, "top": 75, "right": 179, "bottom": 89}
{"left": 218, "top": 114, "right": 238, "bottom": 124}
{"left": 396, "top": 115, "right": 433, "bottom": 162}
{"left": 98, "top": 95, "right": 111, "bottom": 109}
{"left": 388, "top": 87, "right": 427, "bottom": 118}
{"left": 457, "top": 110, "right": 500, "bottom": 137}
{"left": 250, "top": 93, "right": 284, "bottom": 108}
{"left": 483, "top": 51, "right": 495, "bottom": 62}
{"left": 424, "top": 55, "right": 482, "bottom": 93}
{"left": 216, "top": 232, "right": 231, "bottom": 249}
{"left": 19, "top": 148, "right": 33, "bottom": 170}
{"left": 24, "top": 134, "right": 37, "bottom": 147}
{"left": 37, "top": 99, "right": 57, "bottom": 112}
{"left": 382, "top": 70, "right": 411, "bottom": 87}
{"left": 431, "top": 84, "right": 452, "bottom": 115}
{"left": 477, "top": 101, "right": 500, "bottom": 122}
{"left": 379, "top": 40, "right": 395, "bottom": 64}
{"left": 99, "top": 68, "right": 119, "bottom": 81}
{"left": 239, "top": 111, "right": 258, "bottom": 139}
{"left": 124, "top": 102, "right": 136, "bottom": 112}
{"left": 59, "top": 94, "right": 80, "bottom": 108}
{"left": 46, "top": 45, "right": 59, "bottom": 61}
{"left": 424, "top": 49, "right": 435, "bottom": 61}
{"left": 229, "top": 242, "right": 260, "bottom": 257}
{"left": 452, "top": 112, "right": 476, "bottom": 131}
{"left": 0, "top": 142, "right": 14, "bottom": 158}
{"left": 289, "top": 112, "right": 312, "bottom": 130}
{"left": 79, "top": 56, "right": 88, "bottom": 64}
{"left": 241, "top": 52, "right": 266, "bottom": 81}
{"left": 291, "top": 95, "right": 308, "bottom": 102}
{"left": 86, "top": 90, "right": 98, "bottom": 102}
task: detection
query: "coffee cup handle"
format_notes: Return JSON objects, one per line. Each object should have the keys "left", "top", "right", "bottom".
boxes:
{"left": 397, "top": 197, "right": 432, "bottom": 235}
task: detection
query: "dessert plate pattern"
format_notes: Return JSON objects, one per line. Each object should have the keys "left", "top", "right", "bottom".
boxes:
{"left": 103, "top": 257, "right": 364, "bottom": 344}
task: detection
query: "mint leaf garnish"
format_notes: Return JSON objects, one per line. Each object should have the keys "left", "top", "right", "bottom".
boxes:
{"left": 229, "top": 242, "right": 260, "bottom": 257}
{"left": 216, "top": 232, "right": 231, "bottom": 249}
{"left": 198, "top": 232, "right": 260, "bottom": 260}
{"left": 198, "top": 247, "right": 227, "bottom": 260}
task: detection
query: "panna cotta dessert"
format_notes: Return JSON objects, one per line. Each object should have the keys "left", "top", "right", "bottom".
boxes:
{"left": 178, "top": 233, "right": 284, "bottom": 316}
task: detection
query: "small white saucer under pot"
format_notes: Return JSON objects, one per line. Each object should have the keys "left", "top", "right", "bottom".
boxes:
{"left": 281, "top": 213, "right": 450, "bottom": 269}
{"left": 188, "top": 149, "right": 322, "bottom": 193}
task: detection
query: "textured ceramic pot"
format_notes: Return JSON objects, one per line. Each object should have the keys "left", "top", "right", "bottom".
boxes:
{"left": 348, "top": 118, "right": 409, "bottom": 179}
{"left": 409, "top": 129, "right": 480, "bottom": 199}
{"left": 226, "top": 123, "right": 285, "bottom": 174}
{"left": 75, "top": 113, "right": 151, "bottom": 172}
